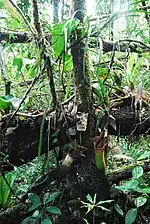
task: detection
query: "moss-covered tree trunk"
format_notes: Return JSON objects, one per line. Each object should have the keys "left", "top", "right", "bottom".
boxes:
{"left": 71, "top": 0, "right": 95, "bottom": 141}
{"left": 70, "top": 0, "right": 110, "bottom": 208}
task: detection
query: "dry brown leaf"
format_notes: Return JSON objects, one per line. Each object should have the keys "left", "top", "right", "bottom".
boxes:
{"left": 76, "top": 112, "right": 88, "bottom": 131}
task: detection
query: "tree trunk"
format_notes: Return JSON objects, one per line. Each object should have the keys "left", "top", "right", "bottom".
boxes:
{"left": 71, "top": 0, "right": 95, "bottom": 141}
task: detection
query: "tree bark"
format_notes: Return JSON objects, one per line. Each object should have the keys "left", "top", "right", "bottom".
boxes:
{"left": 1, "top": 31, "right": 149, "bottom": 53}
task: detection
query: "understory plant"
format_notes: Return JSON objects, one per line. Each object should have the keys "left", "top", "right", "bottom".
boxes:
{"left": 22, "top": 191, "right": 61, "bottom": 224}
{"left": 115, "top": 166, "right": 150, "bottom": 224}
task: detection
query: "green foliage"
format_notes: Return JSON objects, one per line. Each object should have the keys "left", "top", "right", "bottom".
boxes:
{"left": 13, "top": 57, "right": 23, "bottom": 76}
{"left": 51, "top": 19, "right": 79, "bottom": 57}
{"left": 114, "top": 204, "right": 124, "bottom": 217}
{"left": 17, "top": 0, "right": 31, "bottom": 22}
{"left": 81, "top": 193, "right": 113, "bottom": 222}
{"left": 22, "top": 192, "right": 61, "bottom": 224}
{"left": 0, "top": 95, "right": 15, "bottom": 110}
{"left": 115, "top": 165, "right": 149, "bottom": 223}
{"left": 81, "top": 194, "right": 114, "bottom": 223}
{"left": 115, "top": 166, "right": 150, "bottom": 194}
{"left": 132, "top": 166, "right": 143, "bottom": 179}
{"left": 0, "top": 0, "right": 3, "bottom": 8}
{"left": 0, "top": 173, "right": 16, "bottom": 206}
{"left": 125, "top": 208, "right": 137, "bottom": 224}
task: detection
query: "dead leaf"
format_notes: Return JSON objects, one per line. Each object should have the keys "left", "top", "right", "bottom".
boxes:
{"left": 76, "top": 112, "right": 88, "bottom": 131}
{"left": 135, "top": 82, "right": 142, "bottom": 108}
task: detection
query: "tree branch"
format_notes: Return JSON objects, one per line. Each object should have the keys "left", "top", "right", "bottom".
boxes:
{"left": 1, "top": 31, "right": 149, "bottom": 53}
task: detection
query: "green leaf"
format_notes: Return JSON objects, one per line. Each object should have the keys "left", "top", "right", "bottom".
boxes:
{"left": 132, "top": 166, "right": 143, "bottom": 179}
{"left": 21, "top": 217, "right": 39, "bottom": 224}
{"left": 137, "top": 151, "right": 150, "bottom": 160}
{"left": 96, "top": 200, "right": 114, "bottom": 205}
{"left": 28, "top": 204, "right": 40, "bottom": 212}
{"left": 52, "top": 138, "right": 58, "bottom": 143}
{"left": 92, "top": 82, "right": 102, "bottom": 101}
{"left": 97, "top": 205, "right": 111, "bottom": 212}
{"left": 0, "top": 0, "right": 3, "bottom": 8}
{"left": 125, "top": 208, "right": 137, "bottom": 224}
{"left": 86, "top": 194, "right": 93, "bottom": 203}
{"left": 83, "top": 218, "right": 89, "bottom": 224}
{"left": 63, "top": 54, "right": 73, "bottom": 72}
{"left": 0, "top": 173, "right": 16, "bottom": 206}
{"left": 52, "top": 131, "right": 59, "bottom": 137}
{"left": 51, "top": 19, "right": 79, "bottom": 57}
{"left": 41, "top": 218, "right": 52, "bottom": 224}
{"left": 28, "top": 193, "right": 41, "bottom": 205}
{"left": 115, "top": 179, "right": 139, "bottom": 192}
{"left": 114, "top": 204, "right": 124, "bottom": 216}
{"left": 135, "top": 187, "right": 150, "bottom": 194}
{"left": 46, "top": 206, "right": 61, "bottom": 215}
{"left": 0, "top": 95, "right": 15, "bottom": 110}
{"left": 135, "top": 196, "right": 147, "bottom": 208}
{"left": 13, "top": 57, "right": 23, "bottom": 73}
{"left": 43, "top": 191, "right": 61, "bottom": 204}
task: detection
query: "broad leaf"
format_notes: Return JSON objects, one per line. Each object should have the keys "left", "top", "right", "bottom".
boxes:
{"left": 0, "top": 172, "right": 16, "bottom": 206}
{"left": 137, "top": 151, "right": 150, "bottom": 160}
{"left": 21, "top": 217, "right": 39, "bottom": 224}
{"left": 13, "top": 57, "right": 23, "bottom": 75}
{"left": 43, "top": 191, "right": 61, "bottom": 204}
{"left": 63, "top": 54, "right": 73, "bottom": 72}
{"left": 28, "top": 193, "right": 41, "bottom": 205}
{"left": 115, "top": 179, "right": 139, "bottom": 192}
{"left": 46, "top": 206, "right": 61, "bottom": 215}
{"left": 41, "top": 218, "right": 52, "bottom": 224}
{"left": 125, "top": 208, "right": 137, "bottom": 224}
{"left": 0, "top": 95, "right": 15, "bottom": 110}
{"left": 132, "top": 166, "right": 143, "bottom": 179}
{"left": 28, "top": 204, "right": 40, "bottom": 212}
{"left": 135, "top": 187, "right": 150, "bottom": 194}
{"left": 51, "top": 19, "right": 79, "bottom": 57}
{"left": 135, "top": 196, "right": 147, "bottom": 208}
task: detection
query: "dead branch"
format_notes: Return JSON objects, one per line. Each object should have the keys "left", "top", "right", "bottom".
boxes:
{"left": 1, "top": 31, "right": 149, "bottom": 53}
{"left": 107, "top": 160, "right": 150, "bottom": 184}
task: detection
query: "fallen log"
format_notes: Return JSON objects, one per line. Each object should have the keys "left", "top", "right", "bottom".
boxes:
{"left": 0, "top": 104, "right": 149, "bottom": 170}
{"left": 1, "top": 31, "right": 150, "bottom": 53}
